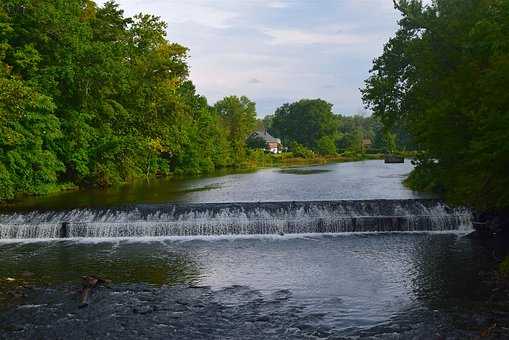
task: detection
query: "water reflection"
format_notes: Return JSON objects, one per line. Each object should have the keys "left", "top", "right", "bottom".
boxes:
{"left": 4, "top": 160, "right": 431, "bottom": 211}
{"left": 409, "top": 235, "right": 506, "bottom": 308}
{"left": 0, "top": 232, "right": 497, "bottom": 334}
{"left": 0, "top": 241, "right": 201, "bottom": 288}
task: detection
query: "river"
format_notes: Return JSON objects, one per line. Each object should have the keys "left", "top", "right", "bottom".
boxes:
{"left": 5, "top": 160, "right": 429, "bottom": 210}
{"left": 0, "top": 160, "right": 507, "bottom": 339}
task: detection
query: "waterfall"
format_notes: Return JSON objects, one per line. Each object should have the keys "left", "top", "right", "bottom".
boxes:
{"left": 0, "top": 199, "right": 472, "bottom": 240}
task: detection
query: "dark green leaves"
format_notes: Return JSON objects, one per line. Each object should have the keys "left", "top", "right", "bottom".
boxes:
{"left": 363, "top": 0, "right": 509, "bottom": 212}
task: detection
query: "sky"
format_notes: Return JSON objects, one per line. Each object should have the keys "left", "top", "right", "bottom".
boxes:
{"left": 98, "top": 0, "right": 400, "bottom": 117}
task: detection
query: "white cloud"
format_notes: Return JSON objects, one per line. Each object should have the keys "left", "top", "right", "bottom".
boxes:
{"left": 267, "top": 1, "right": 290, "bottom": 9}
{"left": 96, "top": 0, "right": 399, "bottom": 116}
{"left": 262, "top": 27, "right": 368, "bottom": 46}
{"left": 248, "top": 78, "right": 262, "bottom": 84}
{"left": 353, "top": 0, "right": 396, "bottom": 11}
{"left": 163, "top": 2, "right": 238, "bottom": 29}
{"left": 99, "top": 0, "right": 239, "bottom": 29}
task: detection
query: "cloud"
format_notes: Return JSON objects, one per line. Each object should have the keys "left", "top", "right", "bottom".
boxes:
{"left": 170, "top": 3, "right": 238, "bottom": 29}
{"left": 262, "top": 27, "right": 369, "bottom": 46}
{"left": 267, "top": 1, "right": 290, "bottom": 9}
{"left": 100, "top": 0, "right": 239, "bottom": 29}
{"left": 96, "top": 0, "right": 400, "bottom": 116}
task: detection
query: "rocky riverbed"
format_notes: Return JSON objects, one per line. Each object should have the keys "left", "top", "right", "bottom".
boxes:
{"left": 1, "top": 282, "right": 509, "bottom": 339}
{"left": 1, "top": 233, "right": 509, "bottom": 339}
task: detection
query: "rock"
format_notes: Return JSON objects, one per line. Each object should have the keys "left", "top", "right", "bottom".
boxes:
{"left": 384, "top": 154, "right": 405, "bottom": 163}
{"left": 473, "top": 212, "right": 509, "bottom": 237}
{"left": 79, "top": 275, "right": 111, "bottom": 307}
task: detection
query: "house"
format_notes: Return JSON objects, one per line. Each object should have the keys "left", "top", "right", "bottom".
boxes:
{"left": 362, "top": 138, "right": 372, "bottom": 153}
{"left": 362, "top": 138, "right": 372, "bottom": 149}
{"left": 249, "top": 130, "right": 283, "bottom": 154}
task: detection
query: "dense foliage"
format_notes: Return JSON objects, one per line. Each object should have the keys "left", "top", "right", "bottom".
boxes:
{"left": 362, "top": 0, "right": 509, "bottom": 212}
{"left": 0, "top": 0, "right": 258, "bottom": 200}
{"left": 214, "top": 96, "right": 257, "bottom": 163}
{"left": 264, "top": 99, "right": 411, "bottom": 155}
{"left": 267, "top": 99, "right": 340, "bottom": 154}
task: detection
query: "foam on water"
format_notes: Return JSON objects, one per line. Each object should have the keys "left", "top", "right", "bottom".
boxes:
{"left": 0, "top": 199, "right": 472, "bottom": 240}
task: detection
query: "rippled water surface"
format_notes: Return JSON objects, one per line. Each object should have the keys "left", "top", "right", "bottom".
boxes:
{"left": 1, "top": 233, "right": 507, "bottom": 338}
{"left": 1, "top": 161, "right": 507, "bottom": 338}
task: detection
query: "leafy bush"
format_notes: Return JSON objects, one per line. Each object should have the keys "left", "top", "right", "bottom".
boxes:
{"left": 288, "top": 142, "right": 314, "bottom": 158}
{"left": 316, "top": 136, "right": 337, "bottom": 155}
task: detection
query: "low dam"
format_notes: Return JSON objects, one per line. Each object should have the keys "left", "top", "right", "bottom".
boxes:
{"left": 0, "top": 199, "right": 472, "bottom": 240}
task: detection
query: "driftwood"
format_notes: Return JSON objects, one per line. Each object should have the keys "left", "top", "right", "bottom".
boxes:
{"left": 79, "top": 275, "right": 111, "bottom": 308}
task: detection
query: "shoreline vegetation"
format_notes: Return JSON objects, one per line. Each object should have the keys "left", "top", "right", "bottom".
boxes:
{"left": 0, "top": 1, "right": 413, "bottom": 206}
{"left": 0, "top": 152, "right": 392, "bottom": 207}
{"left": 362, "top": 0, "right": 509, "bottom": 233}
{"left": 362, "top": 0, "right": 509, "bottom": 301}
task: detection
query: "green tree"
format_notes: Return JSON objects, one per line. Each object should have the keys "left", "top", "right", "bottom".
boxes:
{"left": 362, "top": 0, "right": 509, "bottom": 213}
{"left": 246, "top": 135, "right": 267, "bottom": 150}
{"left": 214, "top": 96, "right": 257, "bottom": 163}
{"left": 0, "top": 0, "right": 261, "bottom": 201}
{"left": 316, "top": 136, "right": 337, "bottom": 155}
{"left": 0, "top": 78, "right": 63, "bottom": 198}
{"left": 270, "top": 99, "right": 339, "bottom": 153}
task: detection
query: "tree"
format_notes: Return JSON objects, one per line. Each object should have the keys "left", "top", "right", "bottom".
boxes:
{"left": 246, "top": 135, "right": 267, "bottom": 150}
{"left": 270, "top": 99, "right": 339, "bottom": 153}
{"left": 362, "top": 0, "right": 509, "bottom": 213}
{"left": 384, "top": 131, "right": 397, "bottom": 154}
{"left": 214, "top": 96, "right": 257, "bottom": 163}
{"left": 0, "top": 78, "right": 63, "bottom": 198}
{"left": 0, "top": 0, "right": 260, "bottom": 200}
{"left": 316, "top": 136, "right": 337, "bottom": 155}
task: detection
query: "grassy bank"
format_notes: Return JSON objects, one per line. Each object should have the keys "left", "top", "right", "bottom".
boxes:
{"left": 240, "top": 150, "right": 384, "bottom": 170}
{"left": 0, "top": 152, "right": 387, "bottom": 207}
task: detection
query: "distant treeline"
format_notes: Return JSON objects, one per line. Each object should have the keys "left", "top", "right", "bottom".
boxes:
{"left": 262, "top": 99, "right": 413, "bottom": 156}
{"left": 0, "top": 0, "right": 410, "bottom": 201}
{"left": 363, "top": 0, "right": 509, "bottom": 213}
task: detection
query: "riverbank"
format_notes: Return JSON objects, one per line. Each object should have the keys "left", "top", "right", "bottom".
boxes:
{"left": 0, "top": 153, "right": 385, "bottom": 209}
{"left": 241, "top": 151, "right": 384, "bottom": 169}
{"left": 0, "top": 159, "right": 423, "bottom": 211}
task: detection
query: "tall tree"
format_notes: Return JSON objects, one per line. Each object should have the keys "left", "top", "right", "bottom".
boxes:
{"left": 214, "top": 96, "right": 257, "bottom": 163}
{"left": 0, "top": 0, "right": 255, "bottom": 200}
{"left": 362, "top": 0, "right": 509, "bottom": 212}
{"left": 270, "top": 99, "right": 340, "bottom": 154}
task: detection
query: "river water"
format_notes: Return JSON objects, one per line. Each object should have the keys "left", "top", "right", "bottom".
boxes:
{"left": 5, "top": 160, "right": 429, "bottom": 210}
{"left": 0, "top": 161, "right": 508, "bottom": 338}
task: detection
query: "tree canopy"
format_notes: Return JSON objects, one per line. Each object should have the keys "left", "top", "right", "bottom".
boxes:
{"left": 268, "top": 99, "right": 340, "bottom": 154}
{"left": 362, "top": 0, "right": 509, "bottom": 212}
{"left": 0, "top": 0, "right": 257, "bottom": 199}
{"left": 214, "top": 96, "right": 257, "bottom": 163}
{"left": 265, "top": 100, "right": 411, "bottom": 155}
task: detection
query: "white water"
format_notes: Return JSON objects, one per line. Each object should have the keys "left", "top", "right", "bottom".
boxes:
{"left": 0, "top": 200, "right": 472, "bottom": 240}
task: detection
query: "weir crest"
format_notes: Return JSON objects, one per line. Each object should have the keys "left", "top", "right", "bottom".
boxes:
{"left": 0, "top": 199, "right": 472, "bottom": 239}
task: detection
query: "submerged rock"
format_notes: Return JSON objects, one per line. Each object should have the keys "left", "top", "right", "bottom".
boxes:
{"left": 1, "top": 282, "right": 507, "bottom": 339}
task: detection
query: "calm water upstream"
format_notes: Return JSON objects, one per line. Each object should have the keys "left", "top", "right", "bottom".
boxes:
{"left": 6, "top": 160, "right": 430, "bottom": 211}
{"left": 0, "top": 160, "right": 507, "bottom": 339}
